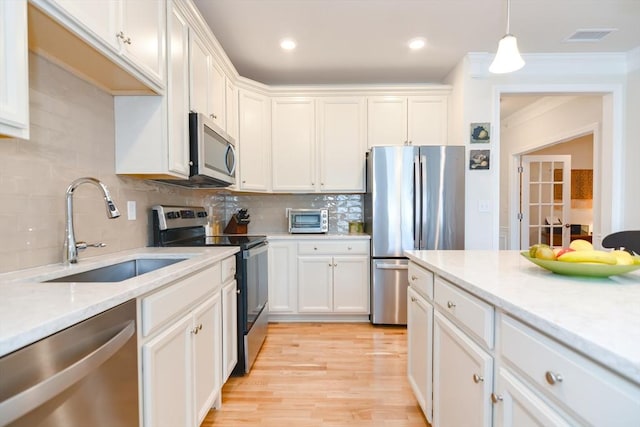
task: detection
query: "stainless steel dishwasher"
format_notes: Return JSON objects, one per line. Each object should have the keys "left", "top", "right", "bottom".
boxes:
{"left": 0, "top": 300, "right": 139, "bottom": 427}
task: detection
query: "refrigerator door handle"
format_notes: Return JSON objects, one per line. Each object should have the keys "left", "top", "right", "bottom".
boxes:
{"left": 420, "top": 153, "right": 428, "bottom": 250}
{"left": 413, "top": 153, "right": 421, "bottom": 249}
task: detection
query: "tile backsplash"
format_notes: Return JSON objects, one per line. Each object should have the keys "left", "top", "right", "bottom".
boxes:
{"left": 203, "top": 193, "right": 364, "bottom": 234}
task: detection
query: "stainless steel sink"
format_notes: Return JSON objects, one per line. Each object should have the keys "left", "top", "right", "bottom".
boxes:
{"left": 45, "top": 258, "right": 186, "bottom": 283}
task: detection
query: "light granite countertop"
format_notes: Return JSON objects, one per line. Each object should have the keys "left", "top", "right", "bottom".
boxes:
{"left": 404, "top": 249, "right": 640, "bottom": 385}
{"left": 0, "top": 247, "right": 239, "bottom": 357}
{"left": 267, "top": 233, "right": 370, "bottom": 240}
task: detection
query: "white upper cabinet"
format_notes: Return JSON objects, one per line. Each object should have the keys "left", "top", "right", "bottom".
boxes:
{"left": 0, "top": 0, "right": 29, "bottom": 139}
{"left": 188, "top": 29, "right": 226, "bottom": 130}
{"left": 119, "top": 0, "right": 165, "bottom": 85}
{"left": 189, "top": 29, "right": 210, "bottom": 116}
{"left": 38, "top": 0, "right": 165, "bottom": 91}
{"left": 367, "top": 96, "right": 407, "bottom": 147}
{"left": 317, "top": 97, "right": 367, "bottom": 192}
{"left": 368, "top": 95, "right": 448, "bottom": 147}
{"left": 225, "top": 79, "right": 238, "bottom": 140}
{"left": 238, "top": 89, "right": 271, "bottom": 191}
{"left": 271, "top": 97, "right": 316, "bottom": 192}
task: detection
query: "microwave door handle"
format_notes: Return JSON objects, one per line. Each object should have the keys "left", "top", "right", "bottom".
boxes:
{"left": 226, "top": 144, "right": 237, "bottom": 175}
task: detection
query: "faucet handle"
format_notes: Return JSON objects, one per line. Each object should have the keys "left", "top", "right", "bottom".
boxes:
{"left": 76, "top": 242, "right": 107, "bottom": 250}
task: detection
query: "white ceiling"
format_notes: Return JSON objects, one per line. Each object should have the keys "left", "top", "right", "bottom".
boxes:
{"left": 193, "top": 0, "right": 640, "bottom": 85}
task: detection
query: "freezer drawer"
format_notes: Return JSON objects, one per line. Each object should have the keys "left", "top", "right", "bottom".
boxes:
{"left": 371, "top": 259, "right": 409, "bottom": 325}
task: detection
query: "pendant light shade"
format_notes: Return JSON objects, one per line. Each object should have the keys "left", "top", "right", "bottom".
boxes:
{"left": 490, "top": 0, "right": 525, "bottom": 73}
{"left": 489, "top": 34, "right": 525, "bottom": 73}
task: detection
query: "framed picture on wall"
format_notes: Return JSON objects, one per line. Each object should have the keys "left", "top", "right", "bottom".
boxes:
{"left": 470, "top": 122, "right": 490, "bottom": 143}
{"left": 470, "top": 149, "right": 490, "bottom": 170}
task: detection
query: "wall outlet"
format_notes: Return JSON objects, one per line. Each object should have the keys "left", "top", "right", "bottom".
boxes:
{"left": 127, "top": 201, "right": 136, "bottom": 220}
{"left": 478, "top": 200, "right": 490, "bottom": 213}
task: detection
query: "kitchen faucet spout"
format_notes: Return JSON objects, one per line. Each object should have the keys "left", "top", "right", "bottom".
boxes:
{"left": 64, "top": 177, "right": 120, "bottom": 264}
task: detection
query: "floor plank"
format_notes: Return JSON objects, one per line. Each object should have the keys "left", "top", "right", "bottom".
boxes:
{"left": 201, "top": 323, "right": 429, "bottom": 427}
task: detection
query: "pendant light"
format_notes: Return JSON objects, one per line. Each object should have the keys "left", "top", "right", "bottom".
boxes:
{"left": 489, "top": 0, "right": 525, "bottom": 73}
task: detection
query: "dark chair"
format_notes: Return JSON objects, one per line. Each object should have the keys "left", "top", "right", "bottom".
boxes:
{"left": 602, "top": 230, "right": 640, "bottom": 255}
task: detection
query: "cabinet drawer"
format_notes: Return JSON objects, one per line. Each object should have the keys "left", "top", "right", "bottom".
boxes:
{"left": 141, "top": 264, "right": 220, "bottom": 337}
{"left": 434, "top": 277, "right": 494, "bottom": 348}
{"left": 298, "top": 240, "right": 369, "bottom": 255}
{"left": 221, "top": 256, "right": 236, "bottom": 283}
{"left": 500, "top": 315, "right": 640, "bottom": 427}
{"left": 408, "top": 262, "right": 434, "bottom": 300}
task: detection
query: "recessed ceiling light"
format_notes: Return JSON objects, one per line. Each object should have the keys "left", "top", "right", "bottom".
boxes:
{"left": 280, "top": 38, "right": 297, "bottom": 50}
{"left": 408, "top": 37, "right": 426, "bottom": 50}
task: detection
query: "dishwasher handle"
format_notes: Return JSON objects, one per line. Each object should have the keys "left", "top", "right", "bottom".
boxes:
{"left": 375, "top": 262, "right": 409, "bottom": 270}
{"left": 0, "top": 320, "right": 135, "bottom": 426}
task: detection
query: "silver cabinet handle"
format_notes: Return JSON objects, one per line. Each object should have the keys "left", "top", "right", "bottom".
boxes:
{"left": 472, "top": 374, "right": 484, "bottom": 383}
{"left": 491, "top": 393, "right": 503, "bottom": 404}
{"left": 333, "top": 263, "right": 337, "bottom": 267}
{"left": 0, "top": 321, "right": 134, "bottom": 426}
{"left": 545, "top": 371, "right": 563, "bottom": 385}
{"left": 447, "top": 301, "right": 456, "bottom": 309}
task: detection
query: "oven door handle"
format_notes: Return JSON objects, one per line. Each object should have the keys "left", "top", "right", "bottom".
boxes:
{"left": 243, "top": 243, "right": 268, "bottom": 259}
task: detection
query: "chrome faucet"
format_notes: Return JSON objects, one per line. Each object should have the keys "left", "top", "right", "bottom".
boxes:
{"left": 64, "top": 177, "right": 120, "bottom": 264}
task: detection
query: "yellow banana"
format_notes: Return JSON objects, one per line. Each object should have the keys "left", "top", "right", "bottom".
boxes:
{"left": 611, "top": 250, "right": 634, "bottom": 266}
{"left": 557, "top": 250, "right": 617, "bottom": 265}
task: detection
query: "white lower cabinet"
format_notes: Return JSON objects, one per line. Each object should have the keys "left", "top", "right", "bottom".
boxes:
{"left": 297, "top": 240, "right": 369, "bottom": 315}
{"left": 139, "top": 262, "right": 225, "bottom": 427}
{"left": 493, "top": 367, "right": 571, "bottom": 427}
{"left": 407, "top": 286, "right": 433, "bottom": 424}
{"left": 221, "top": 279, "right": 238, "bottom": 382}
{"left": 433, "top": 310, "right": 494, "bottom": 427}
{"left": 267, "top": 240, "right": 298, "bottom": 314}
{"left": 408, "top": 260, "right": 640, "bottom": 427}
{"left": 142, "top": 293, "right": 221, "bottom": 427}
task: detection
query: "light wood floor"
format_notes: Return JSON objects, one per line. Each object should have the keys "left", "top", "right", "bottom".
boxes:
{"left": 201, "top": 323, "right": 429, "bottom": 427}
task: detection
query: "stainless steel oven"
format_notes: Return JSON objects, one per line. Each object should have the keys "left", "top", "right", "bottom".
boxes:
{"left": 151, "top": 205, "right": 268, "bottom": 375}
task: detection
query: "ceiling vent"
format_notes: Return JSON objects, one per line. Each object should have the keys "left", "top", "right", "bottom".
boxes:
{"left": 565, "top": 29, "right": 617, "bottom": 42}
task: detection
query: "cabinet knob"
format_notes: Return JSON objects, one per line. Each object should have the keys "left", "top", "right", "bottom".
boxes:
{"left": 491, "top": 393, "right": 503, "bottom": 404}
{"left": 314, "top": 246, "right": 318, "bottom": 250}
{"left": 545, "top": 371, "right": 563, "bottom": 385}
{"left": 347, "top": 246, "right": 352, "bottom": 250}
{"left": 410, "top": 296, "right": 417, "bottom": 302}
{"left": 191, "top": 327, "right": 199, "bottom": 335}
{"left": 472, "top": 374, "right": 484, "bottom": 383}
{"left": 411, "top": 275, "right": 418, "bottom": 281}
{"left": 333, "top": 263, "right": 337, "bottom": 267}
{"left": 447, "top": 301, "right": 456, "bottom": 309}
{"left": 236, "top": 289, "right": 241, "bottom": 294}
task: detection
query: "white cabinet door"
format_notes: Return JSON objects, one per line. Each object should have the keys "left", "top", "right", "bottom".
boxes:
{"left": 317, "top": 97, "right": 366, "bottom": 192}
{"left": 193, "top": 294, "right": 222, "bottom": 426}
{"left": 166, "top": 2, "right": 190, "bottom": 176}
{"left": 222, "top": 280, "right": 238, "bottom": 382}
{"left": 51, "top": 0, "right": 119, "bottom": 49}
{"left": 493, "top": 367, "right": 572, "bottom": 427}
{"left": 0, "top": 0, "right": 29, "bottom": 139}
{"left": 120, "top": 0, "right": 165, "bottom": 84}
{"left": 433, "top": 311, "right": 493, "bottom": 427}
{"left": 225, "top": 79, "right": 238, "bottom": 140}
{"left": 238, "top": 89, "right": 271, "bottom": 191}
{"left": 407, "top": 287, "right": 434, "bottom": 424}
{"left": 142, "top": 313, "right": 192, "bottom": 427}
{"left": 367, "top": 96, "right": 407, "bottom": 147}
{"left": 209, "top": 60, "right": 226, "bottom": 130}
{"left": 268, "top": 241, "right": 298, "bottom": 313}
{"left": 408, "top": 96, "right": 448, "bottom": 146}
{"left": 189, "top": 30, "right": 210, "bottom": 116}
{"left": 332, "top": 256, "right": 369, "bottom": 313}
{"left": 271, "top": 98, "right": 315, "bottom": 192}
{"left": 298, "top": 256, "right": 332, "bottom": 313}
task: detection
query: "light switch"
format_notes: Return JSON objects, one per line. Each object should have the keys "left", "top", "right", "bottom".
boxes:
{"left": 127, "top": 201, "right": 136, "bottom": 220}
{"left": 478, "top": 200, "right": 490, "bottom": 213}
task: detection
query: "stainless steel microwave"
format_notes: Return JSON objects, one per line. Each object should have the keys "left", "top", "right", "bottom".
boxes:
{"left": 188, "top": 112, "right": 236, "bottom": 187}
{"left": 288, "top": 208, "right": 328, "bottom": 233}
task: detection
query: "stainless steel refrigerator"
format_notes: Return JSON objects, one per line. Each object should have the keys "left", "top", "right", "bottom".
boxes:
{"left": 364, "top": 146, "right": 465, "bottom": 325}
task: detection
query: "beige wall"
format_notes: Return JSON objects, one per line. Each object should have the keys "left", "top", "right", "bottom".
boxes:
{"left": 0, "top": 54, "right": 203, "bottom": 273}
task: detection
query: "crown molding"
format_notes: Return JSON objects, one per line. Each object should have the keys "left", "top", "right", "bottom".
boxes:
{"left": 468, "top": 52, "right": 628, "bottom": 79}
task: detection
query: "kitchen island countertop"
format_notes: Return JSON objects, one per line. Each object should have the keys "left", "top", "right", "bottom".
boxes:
{"left": 0, "top": 247, "right": 239, "bottom": 357}
{"left": 405, "top": 250, "right": 640, "bottom": 385}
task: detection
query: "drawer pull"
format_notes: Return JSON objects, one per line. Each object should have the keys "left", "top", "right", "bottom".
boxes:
{"left": 410, "top": 297, "right": 417, "bottom": 302}
{"left": 348, "top": 246, "right": 352, "bottom": 250}
{"left": 447, "top": 301, "right": 456, "bottom": 309}
{"left": 545, "top": 371, "right": 563, "bottom": 385}
{"left": 491, "top": 393, "right": 503, "bottom": 404}
{"left": 472, "top": 374, "right": 484, "bottom": 383}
